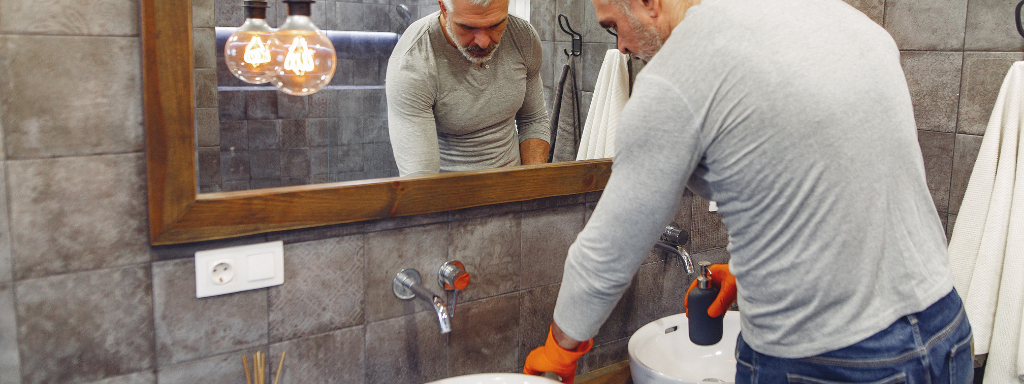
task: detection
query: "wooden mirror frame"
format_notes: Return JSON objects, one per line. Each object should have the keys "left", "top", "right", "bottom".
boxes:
{"left": 142, "top": 0, "right": 612, "bottom": 245}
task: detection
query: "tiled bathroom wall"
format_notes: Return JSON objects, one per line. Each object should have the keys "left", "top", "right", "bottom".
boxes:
{"left": 0, "top": 0, "right": 1015, "bottom": 383}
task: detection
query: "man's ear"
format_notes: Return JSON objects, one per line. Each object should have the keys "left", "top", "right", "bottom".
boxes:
{"left": 439, "top": 0, "right": 448, "bottom": 17}
{"left": 638, "top": 0, "right": 661, "bottom": 19}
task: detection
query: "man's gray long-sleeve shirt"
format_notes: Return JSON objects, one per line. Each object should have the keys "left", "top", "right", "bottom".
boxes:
{"left": 553, "top": 0, "right": 954, "bottom": 358}
{"left": 385, "top": 12, "right": 550, "bottom": 176}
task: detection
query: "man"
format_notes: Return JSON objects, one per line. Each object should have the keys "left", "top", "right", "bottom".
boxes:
{"left": 385, "top": 0, "right": 550, "bottom": 176}
{"left": 523, "top": 0, "right": 973, "bottom": 383}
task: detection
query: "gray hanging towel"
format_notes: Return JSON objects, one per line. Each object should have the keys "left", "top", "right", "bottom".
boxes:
{"left": 548, "top": 56, "right": 581, "bottom": 163}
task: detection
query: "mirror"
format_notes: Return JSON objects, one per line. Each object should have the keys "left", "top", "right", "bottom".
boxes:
{"left": 143, "top": 0, "right": 611, "bottom": 245}
{"left": 194, "top": 0, "right": 584, "bottom": 192}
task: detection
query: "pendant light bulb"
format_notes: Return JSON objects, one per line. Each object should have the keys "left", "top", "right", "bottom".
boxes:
{"left": 224, "top": 0, "right": 275, "bottom": 84}
{"left": 268, "top": 0, "right": 336, "bottom": 96}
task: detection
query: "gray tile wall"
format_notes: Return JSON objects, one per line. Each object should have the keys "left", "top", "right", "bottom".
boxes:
{"left": 0, "top": 0, "right": 1010, "bottom": 383}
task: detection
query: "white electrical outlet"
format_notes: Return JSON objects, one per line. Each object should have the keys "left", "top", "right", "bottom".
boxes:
{"left": 195, "top": 241, "right": 284, "bottom": 298}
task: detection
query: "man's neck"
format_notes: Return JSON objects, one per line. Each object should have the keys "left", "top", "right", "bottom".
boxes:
{"left": 663, "top": 0, "right": 703, "bottom": 31}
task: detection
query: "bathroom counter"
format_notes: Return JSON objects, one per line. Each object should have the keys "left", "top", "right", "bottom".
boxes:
{"left": 577, "top": 361, "right": 632, "bottom": 384}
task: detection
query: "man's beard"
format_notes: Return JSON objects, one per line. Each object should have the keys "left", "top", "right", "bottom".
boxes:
{"left": 446, "top": 20, "right": 499, "bottom": 64}
{"left": 627, "top": 11, "right": 665, "bottom": 63}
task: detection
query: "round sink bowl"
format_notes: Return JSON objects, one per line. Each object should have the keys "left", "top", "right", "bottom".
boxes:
{"left": 629, "top": 312, "right": 742, "bottom": 384}
{"left": 427, "top": 373, "right": 561, "bottom": 384}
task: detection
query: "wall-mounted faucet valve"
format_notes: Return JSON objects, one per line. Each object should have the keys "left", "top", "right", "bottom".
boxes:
{"left": 393, "top": 268, "right": 452, "bottom": 334}
{"left": 655, "top": 223, "right": 694, "bottom": 274}
{"left": 437, "top": 261, "right": 469, "bottom": 318}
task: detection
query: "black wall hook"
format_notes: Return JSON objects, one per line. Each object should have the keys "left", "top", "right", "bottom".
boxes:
{"left": 559, "top": 14, "right": 583, "bottom": 57}
{"left": 1016, "top": 0, "right": 1024, "bottom": 39}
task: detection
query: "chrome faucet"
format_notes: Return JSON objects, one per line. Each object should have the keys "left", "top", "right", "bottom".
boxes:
{"left": 393, "top": 268, "right": 452, "bottom": 334}
{"left": 656, "top": 223, "right": 694, "bottom": 274}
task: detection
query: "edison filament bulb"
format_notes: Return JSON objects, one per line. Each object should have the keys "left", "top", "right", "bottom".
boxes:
{"left": 268, "top": 0, "right": 336, "bottom": 96}
{"left": 224, "top": 0, "right": 275, "bottom": 84}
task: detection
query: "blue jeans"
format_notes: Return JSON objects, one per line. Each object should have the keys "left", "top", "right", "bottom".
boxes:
{"left": 736, "top": 290, "right": 973, "bottom": 384}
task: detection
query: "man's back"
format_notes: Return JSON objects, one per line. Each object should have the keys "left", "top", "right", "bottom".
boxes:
{"left": 553, "top": 0, "right": 954, "bottom": 358}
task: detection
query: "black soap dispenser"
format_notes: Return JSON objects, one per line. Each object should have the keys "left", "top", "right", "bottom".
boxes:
{"left": 688, "top": 261, "right": 724, "bottom": 346}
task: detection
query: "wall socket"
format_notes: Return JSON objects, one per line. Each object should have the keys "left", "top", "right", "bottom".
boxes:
{"left": 195, "top": 241, "right": 285, "bottom": 298}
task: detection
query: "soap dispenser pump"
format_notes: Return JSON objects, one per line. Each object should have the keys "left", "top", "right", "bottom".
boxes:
{"left": 688, "top": 261, "right": 724, "bottom": 346}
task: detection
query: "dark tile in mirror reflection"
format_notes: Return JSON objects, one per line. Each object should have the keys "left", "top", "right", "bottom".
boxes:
{"left": 251, "top": 178, "right": 285, "bottom": 189}
{"left": 249, "top": 150, "right": 283, "bottom": 179}
{"left": 198, "top": 147, "right": 222, "bottom": 187}
{"left": 307, "top": 118, "right": 335, "bottom": 147}
{"left": 363, "top": 142, "right": 398, "bottom": 172}
{"left": 309, "top": 90, "right": 334, "bottom": 118}
{"left": 218, "top": 90, "right": 247, "bottom": 121}
{"left": 284, "top": 149, "right": 310, "bottom": 178}
{"left": 281, "top": 119, "right": 308, "bottom": 149}
{"left": 949, "top": 133, "right": 984, "bottom": 215}
{"left": 336, "top": 3, "right": 392, "bottom": 32}
{"left": 220, "top": 151, "right": 250, "bottom": 182}
{"left": 247, "top": 120, "right": 281, "bottom": 150}
{"left": 247, "top": 90, "right": 279, "bottom": 120}
{"left": 331, "top": 144, "right": 365, "bottom": 174}
{"left": 278, "top": 93, "right": 310, "bottom": 119}
{"left": 918, "top": 130, "right": 955, "bottom": 215}
{"left": 309, "top": 147, "right": 330, "bottom": 175}
{"left": 220, "top": 120, "right": 247, "bottom": 151}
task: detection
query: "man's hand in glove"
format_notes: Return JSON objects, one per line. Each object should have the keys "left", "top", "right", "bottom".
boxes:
{"left": 684, "top": 263, "right": 737, "bottom": 317}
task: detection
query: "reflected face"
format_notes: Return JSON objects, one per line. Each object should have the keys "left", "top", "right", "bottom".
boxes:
{"left": 593, "top": 0, "right": 666, "bottom": 63}
{"left": 440, "top": 0, "right": 509, "bottom": 64}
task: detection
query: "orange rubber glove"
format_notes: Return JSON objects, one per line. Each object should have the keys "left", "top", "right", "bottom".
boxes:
{"left": 684, "top": 263, "right": 737, "bottom": 318}
{"left": 523, "top": 325, "right": 593, "bottom": 384}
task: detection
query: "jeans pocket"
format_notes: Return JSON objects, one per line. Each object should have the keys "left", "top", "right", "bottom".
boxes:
{"left": 947, "top": 333, "right": 973, "bottom": 384}
{"left": 786, "top": 372, "right": 908, "bottom": 384}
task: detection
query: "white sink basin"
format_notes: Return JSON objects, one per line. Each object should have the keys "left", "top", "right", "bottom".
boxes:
{"left": 629, "top": 312, "right": 741, "bottom": 384}
{"left": 427, "top": 373, "right": 561, "bottom": 384}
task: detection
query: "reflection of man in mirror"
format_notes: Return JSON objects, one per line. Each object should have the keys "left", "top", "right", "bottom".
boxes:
{"left": 385, "top": 0, "right": 551, "bottom": 176}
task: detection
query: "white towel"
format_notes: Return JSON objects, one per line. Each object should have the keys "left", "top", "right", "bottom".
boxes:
{"left": 576, "top": 50, "right": 630, "bottom": 160}
{"left": 947, "top": 61, "right": 1024, "bottom": 384}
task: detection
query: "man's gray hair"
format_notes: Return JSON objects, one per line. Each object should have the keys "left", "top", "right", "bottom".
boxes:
{"left": 592, "top": 0, "right": 633, "bottom": 13}
{"left": 441, "top": 0, "right": 500, "bottom": 12}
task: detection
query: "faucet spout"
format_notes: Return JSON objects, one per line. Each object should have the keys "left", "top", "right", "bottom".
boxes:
{"left": 429, "top": 295, "right": 452, "bottom": 334}
{"left": 393, "top": 268, "right": 452, "bottom": 334}
{"left": 655, "top": 241, "right": 694, "bottom": 274}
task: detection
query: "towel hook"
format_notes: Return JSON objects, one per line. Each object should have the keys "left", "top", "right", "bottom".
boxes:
{"left": 1016, "top": 0, "right": 1024, "bottom": 39}
{"left": 559, "top": 14, "right": 582, "bottom": 57}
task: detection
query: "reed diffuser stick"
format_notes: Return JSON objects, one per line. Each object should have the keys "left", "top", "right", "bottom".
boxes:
{"left": 242, "top": 355, "right": 252, "bottom": 384}
{"left": 273, "top": 351, "right": 286, "bottom": 384}
{"left": 257, "top": 351, "right": 264, "bottom": 384}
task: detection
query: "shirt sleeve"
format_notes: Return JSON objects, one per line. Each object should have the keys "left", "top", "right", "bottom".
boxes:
{"left": 386, "top": 51, "right": 440, "bottom": 177}
{"left": 552, "top": 75, "right": 705, "bottom": 342}
{"left": 515, "top": 21, "right": 551, "bottom": 144}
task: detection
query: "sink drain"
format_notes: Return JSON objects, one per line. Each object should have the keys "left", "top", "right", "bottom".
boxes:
{"left": 702, "top": 378, "right": 726, "bottom": 383}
